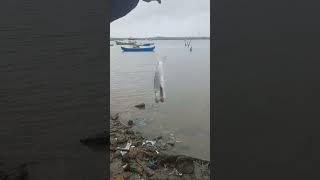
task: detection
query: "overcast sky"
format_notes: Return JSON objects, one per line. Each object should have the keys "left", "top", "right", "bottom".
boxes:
{"left": 110, "top": 0, "right": 210, "bottom": 38}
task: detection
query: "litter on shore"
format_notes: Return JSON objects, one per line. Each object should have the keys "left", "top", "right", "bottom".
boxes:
{"left": 110, "top": 112, "right": 211, "bottom": 180}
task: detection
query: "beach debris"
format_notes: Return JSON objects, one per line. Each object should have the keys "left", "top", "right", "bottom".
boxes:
{"left": 110, "top": 111, "right": 210, "bottom": 179}
{"left": 117, "top": 142, "right": 132, "bottom": 156}
{"left": 147, "top": 160, "right": 157, "bottom": 170}
{"left": 168, "top": 168, "right": 182, "bottom": 176}
{"left": 143, "top": 140, "right": 156, "bottom": 146}
{"left": 135, "top": 103, "right": 146, "bottom": 109}
{"left": 122, "top": 164, "right": 130, "bottom": 171}
{"left": 128, "top": 120, "right": 134, "bottom": 126}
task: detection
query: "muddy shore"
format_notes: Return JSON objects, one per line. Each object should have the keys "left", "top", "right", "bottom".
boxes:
{"left": 110, "top": 112, "right": 212, "bottom": 180}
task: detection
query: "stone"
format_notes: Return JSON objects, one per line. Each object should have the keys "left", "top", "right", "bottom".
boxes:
{"left": 175, "top": 156, "right": 194, "bottom": 174}
{"left": 127, "top": 120, "right": 134, "bottom": 126}
{"left": 111, "top": 113, "right": 119, "bottom": 120}
{"left": 157, "top": 152, "right": 178, "bottom": 164}
{"left": 134, "top": 103, "right": 145, "bottom": 109}
{"left": 126, "top": 129, "right": 134, "bottom": 135}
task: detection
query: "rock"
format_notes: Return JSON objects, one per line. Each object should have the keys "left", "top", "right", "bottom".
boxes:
{"left": 127, "top": 120, "right": 134, "bottom": 126}
{"left": 175, "top": 156, "right": 194, "bottom": 174}
{"left": 157, "top": 152, "right": 178, "bottom": 165}
{"left": 134, "top": 103, "right": 145, "bottom": 109}
{"left": 80, "top": 131, "right": 108, "bottom": 146}
{"left": 126, "top": 129, "right": 134, "bottom": 135}
{"left": 111, "top": 113, "right": 119, "bottom": 120}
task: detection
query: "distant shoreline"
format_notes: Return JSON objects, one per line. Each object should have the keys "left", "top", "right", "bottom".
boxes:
{"left": 110, "top": 36, "right": 211, "bottom": 41}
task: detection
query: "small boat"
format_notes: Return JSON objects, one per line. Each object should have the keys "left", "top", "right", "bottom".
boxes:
{"left": 121, "top": 46, "right": 155, "bottom": 52}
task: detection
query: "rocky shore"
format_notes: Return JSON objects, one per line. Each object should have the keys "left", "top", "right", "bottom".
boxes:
{"left": 110, "top": 112, "right": 212, "bottom": 180}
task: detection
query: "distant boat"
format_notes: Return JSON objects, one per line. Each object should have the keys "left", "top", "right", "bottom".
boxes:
{"left": 115, "top": 40, "right": 136, "bottom": 45}
{"left": 135, "top": 42, "right": 154, "bottom": 46}
{"left": 142, "top": 43, "right": 154, "bottom": 46}
{"left": 121, "top": 46, "right": 155, "bottom": 52}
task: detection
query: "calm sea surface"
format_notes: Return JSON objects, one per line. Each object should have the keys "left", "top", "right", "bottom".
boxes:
{"left": 0, "top": 0, "right": 107, "bottom": 179}
{"left": 111, "top": 40, "right": 210, "bottom": 160}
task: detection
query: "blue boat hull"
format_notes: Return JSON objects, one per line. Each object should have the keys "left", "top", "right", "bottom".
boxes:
{"left": 121, "top": 46, "right": 155, "bottom": 52}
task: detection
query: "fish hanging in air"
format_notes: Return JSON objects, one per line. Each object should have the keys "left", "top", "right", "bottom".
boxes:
{"left": 154, "top": 60, "right": 165, "bottom": 103}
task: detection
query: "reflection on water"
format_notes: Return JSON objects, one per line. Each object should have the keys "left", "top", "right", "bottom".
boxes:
{"left": 111, "top": 40, "right": 210, "bottom": 160}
